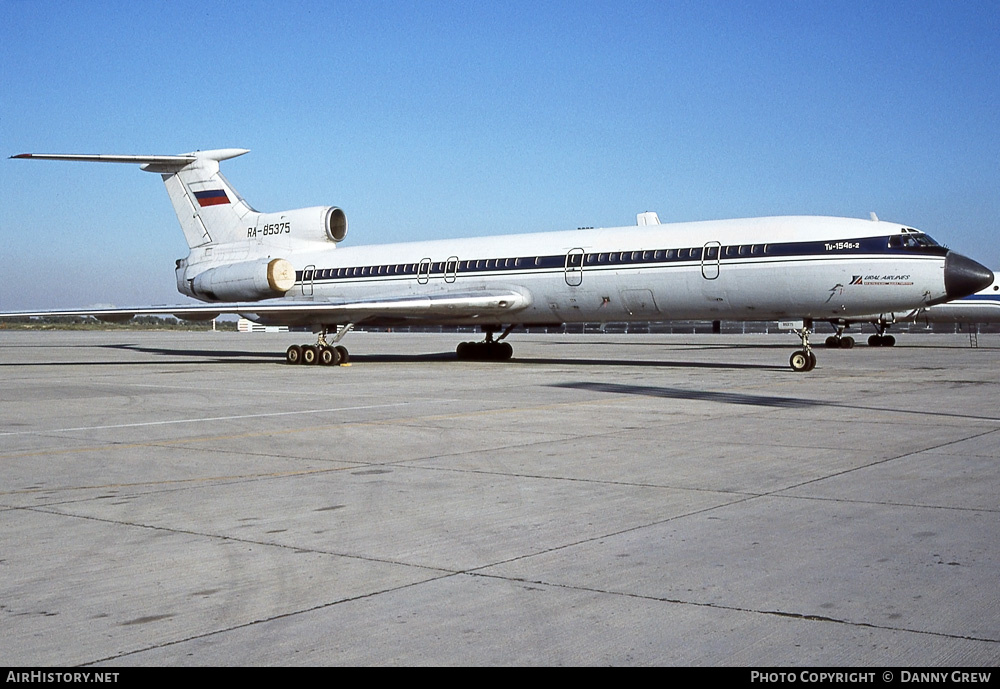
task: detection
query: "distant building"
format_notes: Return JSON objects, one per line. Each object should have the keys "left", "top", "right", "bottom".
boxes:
{"left": 238, "top": 318, "right": 289, "bottom": 333}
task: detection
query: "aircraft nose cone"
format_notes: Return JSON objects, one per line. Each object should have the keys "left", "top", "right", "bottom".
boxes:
{"left": 944, "top": 252, "right": 994, "bottom": 300}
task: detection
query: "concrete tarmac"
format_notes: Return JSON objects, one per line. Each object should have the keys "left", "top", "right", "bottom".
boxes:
{"left": 1, "top": 330, "right": 998, "bottom": 666}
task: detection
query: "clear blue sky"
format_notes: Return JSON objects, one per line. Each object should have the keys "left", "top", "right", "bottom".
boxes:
{"left": 2, "top": 0, "right": 998, "bottom": 308}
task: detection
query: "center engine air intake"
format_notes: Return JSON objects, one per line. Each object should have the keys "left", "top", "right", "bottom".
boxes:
{"left": 325, "top": 207, "right": 347, "bottom": 242}
{"left": 191, "top": 258, "right": 296, "bottom": 301}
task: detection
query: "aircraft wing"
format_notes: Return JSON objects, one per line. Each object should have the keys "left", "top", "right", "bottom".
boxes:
{"left": 0, "top": 289, "right": 533, "bottom": 327}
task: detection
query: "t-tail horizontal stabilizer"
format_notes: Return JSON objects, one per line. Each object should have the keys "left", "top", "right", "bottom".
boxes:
{"left": 12, "top": 149, "right": 255, "bottom": 249}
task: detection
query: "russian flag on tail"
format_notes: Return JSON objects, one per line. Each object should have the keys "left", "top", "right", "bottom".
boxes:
{"left": 194, "top": 189, "right": 229, "bottom": 207}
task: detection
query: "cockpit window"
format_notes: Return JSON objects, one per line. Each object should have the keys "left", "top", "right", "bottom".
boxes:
{"left": 888, "top": 232, "right": 941, "bottom": 249}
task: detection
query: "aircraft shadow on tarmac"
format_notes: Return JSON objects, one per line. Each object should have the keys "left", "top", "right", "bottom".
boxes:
{"left": 307, "top": 350, "right": 784, "bottom": 370}
{"left": 553, "top": 381, "right": 821, "bottom": 408}
{"left": 507, "top": 355, "right": 783, "bottom": 371}
{"left": 34, "top": 337, "right": 991, "bottom": 371}
{"left": 544, "top": 340, "right": 795, "bottom": 349}
{"left": 553, "top": 380, "right": 1000, "bottom": 421}
{"left": 0, "top": 341, "right": 789, "bottom": 371}
{"left": 0, "top": 343, "right": 283, "bottom": 366}
{"left": 99, "top": 343, "right": 282, "bottom": 362}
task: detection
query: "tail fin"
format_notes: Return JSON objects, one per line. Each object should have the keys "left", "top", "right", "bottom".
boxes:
{"left": 12, "top": 149, "right": 257, "bottom": 249}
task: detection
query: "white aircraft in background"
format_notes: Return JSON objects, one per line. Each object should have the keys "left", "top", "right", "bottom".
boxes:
{"left": 821, "top": 274, "right": 1000, "bottom": 348}
{"left": 918, "top": 275, "right": 1000, "bottom": 324}
{"left": 4, "top": 149, "right": 993, "bottom": 371}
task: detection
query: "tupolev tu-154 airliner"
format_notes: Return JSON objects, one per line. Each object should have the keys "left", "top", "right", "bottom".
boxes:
{"left": 3, "top": 148, "right": 993, "bottom": 371}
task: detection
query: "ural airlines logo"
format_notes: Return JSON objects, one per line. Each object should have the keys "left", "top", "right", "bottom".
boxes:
{"left": 851, "top": 275, "right": 913, "bottom": 286}
{"left": 193, "top": 189, "right": 230, "bottom": 207}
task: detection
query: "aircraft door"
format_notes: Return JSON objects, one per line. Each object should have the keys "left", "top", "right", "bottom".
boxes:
{"left": 417, "top": 258, "right": 431, "bottom": 284}
{"left": 702, "top": 242, "right": 721, "bottom": 280}
{"left": 301, "top": 264, "right": 315, "bottom": 296}
{"left": 565, "top": 248, "right": 585, "bottom": 286}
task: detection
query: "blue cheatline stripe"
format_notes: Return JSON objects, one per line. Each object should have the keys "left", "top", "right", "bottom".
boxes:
{"left": 954, "top": 294, "right": 1000, "bottom": 303}
{"left": 293, "top": 235, "right": 948, "bottom": 283}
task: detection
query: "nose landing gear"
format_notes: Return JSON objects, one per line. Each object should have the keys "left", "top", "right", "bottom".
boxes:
{"left": 790, "top": 323, "right": 817, "bottom": 372}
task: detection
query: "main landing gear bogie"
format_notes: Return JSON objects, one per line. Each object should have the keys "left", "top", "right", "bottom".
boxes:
{"left": 456, "top": 325, "right": 516, "bottom": 361}
{"left": 824, "top": 335, "right": 855, "bottom": 349}
{"left": 456, "top": 340, "right": 513, "bottom": 361}
{"left": 868, "top": 334, "right": 896, "bottom": 347}
{"left": 867, "top": 316, "right": 896, "bottom": 347}
{"left": 286, "top": 325, "right": 352, "bottom": 366}
{"left": 285, "top": 343, "right": 350, "bottom": 366}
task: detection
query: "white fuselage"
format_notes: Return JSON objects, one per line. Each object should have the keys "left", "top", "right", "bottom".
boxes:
{"left": 181, "top": 216, "right": 951, "bottom": 328}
